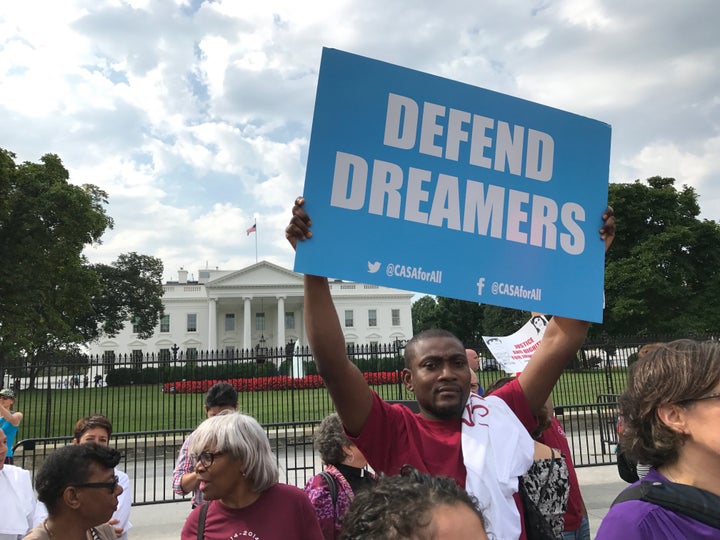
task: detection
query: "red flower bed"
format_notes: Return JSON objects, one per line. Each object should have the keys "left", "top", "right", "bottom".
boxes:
{"left": 162, "top": 371, "right": 400, "bottom": 394}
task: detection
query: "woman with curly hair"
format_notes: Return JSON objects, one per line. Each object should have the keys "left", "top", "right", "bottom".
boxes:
{"left": 596, "top": 339, "right": 720, "bottom": 539}
{"left": 340, "top": 465, "right": 487, "bottom": 539}
{"left": 304, "top": 414, "right": 374, "bottom": 539}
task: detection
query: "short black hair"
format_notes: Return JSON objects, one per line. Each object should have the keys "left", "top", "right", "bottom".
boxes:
{"left": 35, "top": 443, "right": 121, "bottom": 514}
{"left": 341, "top": 466, "right": 484, "bottom": 539}
{"left": 204, "top": 381, "right": 238, "bottom": 409}
{"left": 403, "top": 329, "right": 463, "bottom": 368}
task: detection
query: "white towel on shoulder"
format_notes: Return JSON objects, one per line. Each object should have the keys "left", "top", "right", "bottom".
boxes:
{"left": 461, "top": 393, "right": 534, "bottom": 540}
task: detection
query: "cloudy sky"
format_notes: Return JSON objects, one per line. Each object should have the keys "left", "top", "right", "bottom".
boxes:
{"left": 1, "top": 0, "right": 718, "bottom": 282}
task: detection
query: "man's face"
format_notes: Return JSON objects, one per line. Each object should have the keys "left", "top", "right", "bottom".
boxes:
{"left": 469, "top": 370, "right": 480, "bottom": 394}
{"left": 465, "top": 349, "right": 480, "bottom": 371}
{"left": 0, "top": 396, "right": 14, "bottom": 408}
{"left": 403, "top": 336, "right": 471, "bottom": 420}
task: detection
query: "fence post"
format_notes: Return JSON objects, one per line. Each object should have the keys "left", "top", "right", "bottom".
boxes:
{"left": 44, "top": 364, "right": 52, "bottom": 438}
{"left": 394, "top": 338, "right": 406, "bottom": 400}
{"left": 171, "top": 344, "right": 179, "bottom": 430}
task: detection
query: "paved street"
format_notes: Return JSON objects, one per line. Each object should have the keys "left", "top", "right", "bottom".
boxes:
{"left": 126, "top": 465, "right": 627, "bottom": 539}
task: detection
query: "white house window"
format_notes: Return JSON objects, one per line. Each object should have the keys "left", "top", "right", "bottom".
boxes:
{"left": 256, "top": 312, "right": 265, "bottom": 331}
{"left": 132, "top": 318, "right": 141, "bottom": 334}
{"left": 102, "top": 350, "right": 116, "bottom": 369}
{"left": 131, "top": 349, "right": 143, "bottom": 368}
{"left": 158, "top": 348, "right": 171, "bottom": 365}
{"left": 285, "top": 312, "right": 295, "bottom": 330}
{"left": 225, "top": 313, "right": 235, "bottom": 332}
{"left": 186, "top": 347, "right": 198, "bottom": 361}
{"left": 344, "top": 310, "right": 354, "bottom": 328}
{"left": 368, "top": 309, "right": 377, "bottom": 327}
{"left": 392, "top": 309, "right": 401, "bottom": 326}
{"left": 187, "top": 313, "right": 197, "bottom": 332}
{"left": 160, "top": 314, "right": 170, "bottom": 333}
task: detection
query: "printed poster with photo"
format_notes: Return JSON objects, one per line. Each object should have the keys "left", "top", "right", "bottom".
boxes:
{"left": 482, "top": 315, "right": 548, "bottom": 374}
{"left": 294, "top": 48, "right": 611, "bottom": 322}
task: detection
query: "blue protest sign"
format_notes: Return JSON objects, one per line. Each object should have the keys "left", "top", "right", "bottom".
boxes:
{"left": 295, "top": 48, "right": 611, "bottom": 322}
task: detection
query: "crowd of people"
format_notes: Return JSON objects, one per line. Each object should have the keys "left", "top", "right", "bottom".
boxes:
{"left": 4, "top": 197, "right": 719, "bottom": 539}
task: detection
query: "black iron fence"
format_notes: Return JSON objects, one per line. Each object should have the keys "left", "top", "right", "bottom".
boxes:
{"left": 3, "top": 337, "right": 677, "bottom": 505}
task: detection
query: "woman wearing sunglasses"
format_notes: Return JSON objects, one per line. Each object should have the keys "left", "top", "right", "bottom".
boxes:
{"left": 596, "top": 339, "right": 720, "bottom": 539}
{"left": 180, "top": 412, "right": 323, "bottom": 540}
{"left": 24, "top": 443, "right": 122, "bottom": 540}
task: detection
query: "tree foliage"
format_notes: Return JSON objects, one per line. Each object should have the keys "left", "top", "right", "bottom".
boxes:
{"left": 411, "top": 295, "right": 439, "bottom": 333}
{"left": 481, "top": 305, "right": 531, "bottom": 337}
{"left": 0, "top": 149, "right": 165, "bottom": 378}
{"left": 411, "top": 295, "right": 484, "bottom": 344}
{"left": 597, "top": 176, "right": 720, "bottom": 337}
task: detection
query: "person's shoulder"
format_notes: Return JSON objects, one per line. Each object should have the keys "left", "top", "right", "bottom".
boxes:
{"left": 597, "top": 497, "right": 682, "bottom": 540}
{"left": 272, "top": 481, "right": 308, "bottom": 496}
{"left": 4, "top": 463, "right": 31, "bottom": 481}
{"left": 93, "top": 522, "right": 120, "bottom": 540}
{"left": 22, "top": 523, "right": 48, "bottom": 540}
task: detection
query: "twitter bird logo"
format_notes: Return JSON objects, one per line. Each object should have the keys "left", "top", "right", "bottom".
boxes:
{"left": 367, "top": 261, "right": 381, "bottom": 273}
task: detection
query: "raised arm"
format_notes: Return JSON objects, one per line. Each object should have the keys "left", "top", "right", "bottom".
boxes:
{"left": 518, "top": 206, "right": 615, "bottom": 413}
{"left": 286, "top": 197, "right": 374, "bottom": 436}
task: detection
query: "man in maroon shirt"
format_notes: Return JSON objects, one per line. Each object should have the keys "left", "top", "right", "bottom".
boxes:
{"left": 286, "top": 198, "right": 614, "bottom": 539}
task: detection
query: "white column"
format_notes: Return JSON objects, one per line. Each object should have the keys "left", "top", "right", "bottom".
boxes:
{"left": 276, "top": 296, "right": 286, "bottom": 348}
{"left": 243, "top": 297, "right": 252, "bottom": 349}
{"left": 208, "top": 298, "right": 217, "bottom": 351}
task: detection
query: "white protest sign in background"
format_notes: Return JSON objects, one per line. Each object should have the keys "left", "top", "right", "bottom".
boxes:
{"left": 482, "top": 315, "right": 549, "bottom": 374}
{"left": 295, "top": 48, "right": 611, "bottom": 322}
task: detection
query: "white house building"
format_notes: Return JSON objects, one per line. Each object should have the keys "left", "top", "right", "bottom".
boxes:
{"left": 84, "top": 260, "right": 415, "bottom": 362}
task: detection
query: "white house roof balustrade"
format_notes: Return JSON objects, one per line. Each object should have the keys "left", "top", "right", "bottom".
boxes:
{"left": 85, "top": 260, "right": 414, "bottom": 358}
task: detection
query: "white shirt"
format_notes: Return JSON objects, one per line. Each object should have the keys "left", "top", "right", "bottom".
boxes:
{"left": 0, "top": 464, "right": 37, "bottom": 539}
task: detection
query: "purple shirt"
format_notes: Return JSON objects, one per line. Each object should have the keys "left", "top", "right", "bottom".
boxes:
{"left": 596, "top": 468, "right": 720, "bottom": 539}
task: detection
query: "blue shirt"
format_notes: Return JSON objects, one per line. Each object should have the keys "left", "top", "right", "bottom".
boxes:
{"left": 1, "top": 415, "right": 20, "bottom": 457}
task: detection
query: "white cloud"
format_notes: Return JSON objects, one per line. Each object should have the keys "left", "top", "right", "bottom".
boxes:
{"left": 0, "top": 0, "right": 718, "bottom": 282}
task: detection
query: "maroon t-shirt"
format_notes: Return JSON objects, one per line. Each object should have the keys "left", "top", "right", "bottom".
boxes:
{"left": 350, "top": 378, "right": 534, "bottom": 540}
{"left": 181, "top": 483, "right": 324, "bottom": 540}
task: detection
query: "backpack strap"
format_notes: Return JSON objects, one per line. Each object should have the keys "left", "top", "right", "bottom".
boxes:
{"left": 613, "top": 481, "right": 720, "bottom": 529}
{"left": 197, "top": 501, "right": 210, "bottom": 540}
{"left": 320, "top": 470, "right": 338, "bottom": 506}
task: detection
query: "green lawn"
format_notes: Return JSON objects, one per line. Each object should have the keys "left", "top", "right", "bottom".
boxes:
{"left": 14, "top": 369, "right": 626, "bottom": 441}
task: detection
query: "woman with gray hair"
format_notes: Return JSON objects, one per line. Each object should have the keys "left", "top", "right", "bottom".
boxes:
{"left": 304, "top": 413, "right": 375, "bottom": 539}
{"left": 180, "top": 412, "right": 323, "bottom": 540}
{"left": 596, "top": 339, "right": 720, "bottom": 539}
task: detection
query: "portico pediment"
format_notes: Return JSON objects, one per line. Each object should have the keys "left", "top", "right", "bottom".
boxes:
{"left": 206, "top": 261, "right": 303, "bottom": 291}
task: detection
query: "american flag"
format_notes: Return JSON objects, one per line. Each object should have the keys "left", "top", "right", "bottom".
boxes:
{"left": 246, "top": 223, "right": 257, "bottom": 236}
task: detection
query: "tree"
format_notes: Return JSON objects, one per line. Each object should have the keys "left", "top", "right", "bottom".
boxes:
{"left": 0, "top": 149, "right": 165, "bottom": 384}
{"left": 597, "top": 176, "right": 720, "bottom": 337}
{"left": 481, "top": 305, "right": 531, "bottom": 337}
{"left": 411, "top": 295, "right": 484, "bottom": 344}
{"left": 411, "top": 295, "right": 439, "bottom": 333}
{"left": 91, "top": 253, "right": 165, "bottom": 340}
{"left": 434, "top": 297, "right": 484, "bottom": 345}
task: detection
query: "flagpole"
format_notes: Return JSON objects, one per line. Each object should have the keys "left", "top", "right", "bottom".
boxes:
{"left": 255, "top": 221, "right": 258, "bottom": 263}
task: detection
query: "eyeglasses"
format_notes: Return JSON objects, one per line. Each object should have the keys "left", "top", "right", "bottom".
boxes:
{"left": 192, "top": 451, "right": 224, "bottom": 468}
{"left": 72, "top": 475, "right": 119, "bottom": 493}
{"left": 676, "top": 391, "right": 720, "bottom": 405}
